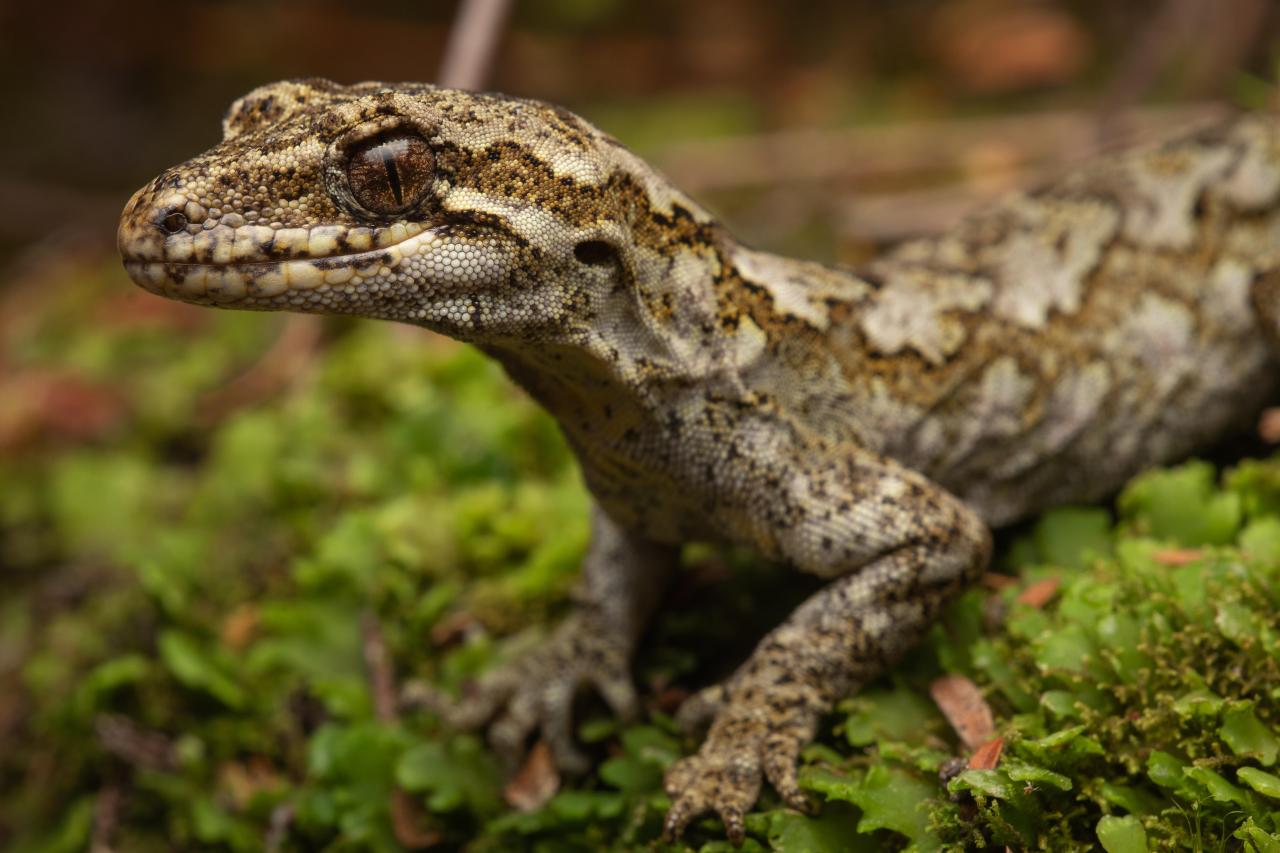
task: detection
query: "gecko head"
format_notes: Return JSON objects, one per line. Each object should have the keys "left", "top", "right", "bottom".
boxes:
{"left": 119, "top": 78, "right": 721, "bottom": 346}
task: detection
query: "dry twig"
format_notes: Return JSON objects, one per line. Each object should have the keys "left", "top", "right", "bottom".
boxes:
{"left": 438, "top": 0, "right": 513, "bottom": 91}
{"left": 361, "top": 611, "right": 398, "bottom": 724}
{"left": 197, "top": 315, "right": 323, "bottom": 425}
{"left": 90, "top": 780, "right": 124, "bottom": 853}
{"left": 265, "top": 802, "right": 295, "bottom": 853}
{"left": 656, "top": 103, "right": 1226, "bottom": 196}
{"left": 94, "top": 714, "right": 176, "bottom": 771}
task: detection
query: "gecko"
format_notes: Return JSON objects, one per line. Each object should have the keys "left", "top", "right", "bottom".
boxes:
{"left": 117, "top": 79, "right": 1280, "bottom": 844}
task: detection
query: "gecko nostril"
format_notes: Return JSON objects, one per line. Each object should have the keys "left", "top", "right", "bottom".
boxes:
{"left": 160, "top": 211, "right": 188, "bottom": 234}
{"left": 574, "top": 239, "right": 617, "bottom": 267}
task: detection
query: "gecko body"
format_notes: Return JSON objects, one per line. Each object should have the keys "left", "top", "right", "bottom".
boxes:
{"left": 118, "top": 79, "right": 1280, "bottom": 842}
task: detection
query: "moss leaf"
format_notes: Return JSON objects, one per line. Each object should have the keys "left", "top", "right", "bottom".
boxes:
{"left": 1096, "top": 815, "right": 1148, "bottom": 853}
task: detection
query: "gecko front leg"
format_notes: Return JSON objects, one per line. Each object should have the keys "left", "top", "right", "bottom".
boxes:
{"left": 420, "top": 506, "right": 677, "bottom": 773}
{"left": 662, "top": 446, "right": 991, "bottom": 844}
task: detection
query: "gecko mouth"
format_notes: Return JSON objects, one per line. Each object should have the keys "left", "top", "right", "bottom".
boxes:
{"left": 119, "top": 219, "right": 513, "bottom": 319}
{"left": 116, "top": 181, "right": 444, "bottom": 306}
{"left": 121, "top": 239, "right": 420, "bottom": 306}
{"left": 120, "top": 232, "right": 445, "bottom": 307}
{"left": 118, "top": 178, "right": 516, "bottom": 317}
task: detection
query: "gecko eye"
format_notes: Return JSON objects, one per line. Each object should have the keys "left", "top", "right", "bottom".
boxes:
{"left": 346, "top": 131, "right": 434, "bottom": 216}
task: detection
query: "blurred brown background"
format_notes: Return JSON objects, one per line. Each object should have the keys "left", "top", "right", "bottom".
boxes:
{"left": 0, "top": 0, "right": 1277, "bottom": 268}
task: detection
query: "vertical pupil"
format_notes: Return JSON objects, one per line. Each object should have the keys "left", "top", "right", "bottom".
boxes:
{"left": 379, "top": 144, "right": 403, "bottom": 206}
{"left": 349, "top": 133, "right": 431, "bottom": 214}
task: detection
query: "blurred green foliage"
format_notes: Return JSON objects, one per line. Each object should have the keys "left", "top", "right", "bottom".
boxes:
{"left": 2, "top": 259, "right": 1280, "bottom": 851}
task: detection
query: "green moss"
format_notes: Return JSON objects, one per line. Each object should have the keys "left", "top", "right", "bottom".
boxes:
{"left": 2, "top": 259, "right": 1279, "bottom": 850}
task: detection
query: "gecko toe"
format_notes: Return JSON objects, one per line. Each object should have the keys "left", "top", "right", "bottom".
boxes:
{"left": 662, "top": 681, "right": 822, "bottom": 843}
{"left": 763, "top": 740, "right": 813, "bottom": 813}
{"left": 413, "top": 613, "right": 639, "bottom": 777}
{"left": 402, "top": 677, "right": 509, "bottom": 730}
{"left": 489, "top": 689, "right": 540, "bottom": 769}
{"left": 592, "top": 669, "right": 640, "bottom": 721}
{"left": 539, "top": 682, "right": 591, "bottom": 774}
{"left": 661, "top": 738, "right": 762, "bottom": 844}
{"left": 660, "top": 789, "right": 702, "bottom": 844}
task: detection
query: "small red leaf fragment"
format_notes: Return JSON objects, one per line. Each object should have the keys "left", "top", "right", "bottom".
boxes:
{"left": 504, "top": 741, "right": 560, "bottom": 812}
{"left": 968, "top": 736, "right": 1005, "bottom": 770}
{"left": 930, "top": 674, "right": 995, "bottom": 751}
{"left": 1015, "top": 577, "right": 1061, "bottom": 608}
{"left": 1259, "top": 407, "right": 1280, "bottom": 444}
{"left": 980, "top": 573, "right": 1018, "bottom": 590}
{"left": 220, "top": 604, "right": 259, "bottom": 651}
{"left": 1152, "top": 548, "right": 1204, "bottom": 566}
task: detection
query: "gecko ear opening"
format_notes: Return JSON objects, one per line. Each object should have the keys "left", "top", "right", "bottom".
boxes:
{"left": 573, "top": 239, "right": 619, "bottom": 267}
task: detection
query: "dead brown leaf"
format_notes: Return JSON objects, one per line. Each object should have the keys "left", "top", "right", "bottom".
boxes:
{"left": 504, "top": 740, "right": 560, "bottom": 812}
{"left": 930, "top": 674, "right": 995, "bottom": 751}
{"left": 218, "top": 757, "right": 284, "bottom": 809}
{"left": 391, "top": 789, "right": 442, "bottom": 849}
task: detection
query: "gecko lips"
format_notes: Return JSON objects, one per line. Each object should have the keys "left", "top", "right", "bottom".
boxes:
{"left": 117, "top": 183, "right": 432, "bottom": 310}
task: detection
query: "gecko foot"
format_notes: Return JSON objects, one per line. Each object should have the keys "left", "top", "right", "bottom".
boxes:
{"left": 662, "top": 680, "right": 821, "bottom": 845}
{"left": 407, "top": 613, "right": 637, "bottom": 773}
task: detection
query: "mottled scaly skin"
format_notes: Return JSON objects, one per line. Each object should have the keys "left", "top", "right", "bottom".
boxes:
{"left": 118, "top": 79, "right": 1280, "bottom": 843}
